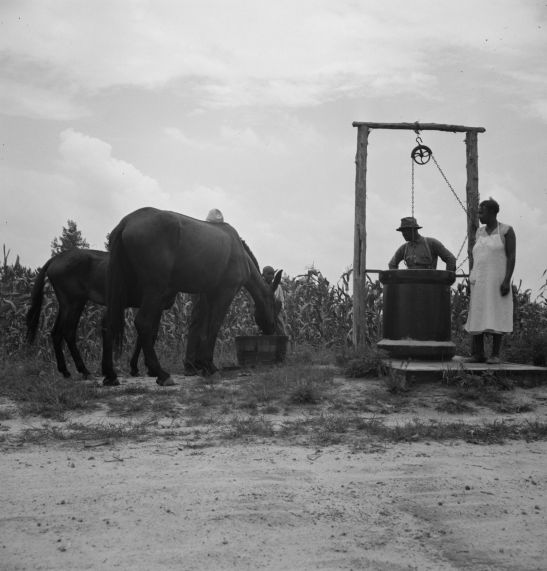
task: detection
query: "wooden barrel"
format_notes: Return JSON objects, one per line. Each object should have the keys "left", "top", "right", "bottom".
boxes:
{"left": 377, "top": 269, "right": 456, "bottom": 360}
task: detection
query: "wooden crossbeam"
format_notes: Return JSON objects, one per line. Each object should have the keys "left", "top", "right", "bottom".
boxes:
{"left": 352, "top": 122, "right": 485, "bottom": 133}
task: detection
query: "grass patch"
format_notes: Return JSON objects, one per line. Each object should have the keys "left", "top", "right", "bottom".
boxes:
{"left": 312, "top": 413, "right": 352, "bottom": 445}
{"left": 0, "top": 408, "right": 16, "bottom": 420}
{"left": 223, "top": 415, "right": 275, "bottom": 439}
{"left": 0, "top": 358, "right": 103, "bottom": 420}
{"left": 13, "top": 418, "right": 157, "bottom": 445}
{"left": 353, "top": 418, "right": 547, "bottom": 444}
{"left": 106, "top": 393, "right": 182, "bottom": 418}
{"left": 490, "top": 399, "right": 536, "bottom": 414}
{"left": 3, "top": 353, "right": 546, "bottom": 448}
{"left": 435, "top": 399, "right": 476, "bottom": 414}
{"left": 341, "top": 346, "right": 389, "bottom": 379}
{"left": 442, "top": 366, "right": 515, "bottom": 391}
{"left": 241, "top": 364, "right": 335, "bottom": 407}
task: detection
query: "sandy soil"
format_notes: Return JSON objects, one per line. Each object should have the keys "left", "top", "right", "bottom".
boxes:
{"left": 1, "top": 375, "right": 547, "bottom": 570}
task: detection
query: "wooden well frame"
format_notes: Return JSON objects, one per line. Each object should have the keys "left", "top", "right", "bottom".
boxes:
{"left": 351, "top": 121, "right": 486, "bottom": 350}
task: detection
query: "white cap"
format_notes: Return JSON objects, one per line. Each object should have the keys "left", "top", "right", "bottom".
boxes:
{"left": 206, "top": 208, "right": 224, "bottom": 223}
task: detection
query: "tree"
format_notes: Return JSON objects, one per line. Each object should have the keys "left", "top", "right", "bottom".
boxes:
{"left": 51, "top": 220, "right": 90, "bottom": 256}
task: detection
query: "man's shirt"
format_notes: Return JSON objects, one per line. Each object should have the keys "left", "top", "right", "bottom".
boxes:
{"left": 388, "top": 236, "right": 456, "bottom": 271}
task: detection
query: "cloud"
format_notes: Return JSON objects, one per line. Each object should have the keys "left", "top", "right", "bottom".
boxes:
{"left": 170, "top": 184, "right": 233, "bottom": 221}
{"left": 164, "top": 113, "right": 321, "bottom": 154}
{"left": 1, "top": 128, "right": 173, "bottom": 266}
{"left": 163, "top": 127, "right": 218, "bottom": 151}
{"left": 0, "top": 74, "right": 88, "bottom": 120}
{"left": 58, "top": 128, "right": 169, "bottom": 214}
{"left": 2, "top": 0, "right": 543, "bottom": 114}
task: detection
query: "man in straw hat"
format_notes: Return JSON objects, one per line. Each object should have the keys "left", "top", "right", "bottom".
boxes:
{"left": 388, "top": 216, "right": 456, "bottom": 271}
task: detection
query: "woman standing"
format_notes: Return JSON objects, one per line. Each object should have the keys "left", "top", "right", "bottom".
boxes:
{"left": 465, "top": 198, "right": 516, "bottom": 363}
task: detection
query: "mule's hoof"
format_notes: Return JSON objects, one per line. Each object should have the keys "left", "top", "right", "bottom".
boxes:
{"left": 157, "top": 376, "right": 176, "bottom": 387}
{"left": 103, "top": 378, "right": 120, "bottom": 387}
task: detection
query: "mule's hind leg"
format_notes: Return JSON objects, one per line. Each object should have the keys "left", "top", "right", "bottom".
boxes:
{"left": 100, "top": 312, "right": 119, "bottom": 386}
{"left": 134, "top": 291, "right": 172, "bottom": 386}
{"left": 63, "top": 302, "right": 92, "bottom": 379}
{"left": 51, "top": 312, "right": 71, "bottom": 378}
{"left": 196, "top": 288, "right": 239, "bottom": 375}
{"left": 130, "top": 332, "right": 160, "bottom": 376}
{"left": 129, "top": 339, "right": 141, "bottom": 376}
{"left": 184, "top": 294, "right": 209, "bottom": 375}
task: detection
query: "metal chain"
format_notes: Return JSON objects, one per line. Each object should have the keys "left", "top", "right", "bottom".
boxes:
{"left": 411, "top": 134, "right": 469, "bottom": 269}
{"left": 411, "top": 158, "right": 415, "bottom": 217}
{"left": 456, "top": 255, "right": 469, "bottom": 272}
{"left": 431, "top": 154, "right": 467, "bottom": 213}
{"left": 455, "top": 233, "right": 469, "bottom": 267}
{"left": 455, "top": 234, "right": 467, "bottom": 259}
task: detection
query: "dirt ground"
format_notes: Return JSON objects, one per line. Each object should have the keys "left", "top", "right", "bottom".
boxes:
{"left": 1, "top": 373, "right": 547, "bottom": 571}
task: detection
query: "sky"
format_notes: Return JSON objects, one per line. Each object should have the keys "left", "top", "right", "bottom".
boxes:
{"left": 1, "top": 1, "right": 546, "bottom": 296}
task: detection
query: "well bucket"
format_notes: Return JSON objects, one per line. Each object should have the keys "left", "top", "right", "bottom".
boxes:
{"left": 235, "top": 335, "right": 289, "bottom": 366}
{"left": 377, "top": 269, "right": 456, "bottom": 360}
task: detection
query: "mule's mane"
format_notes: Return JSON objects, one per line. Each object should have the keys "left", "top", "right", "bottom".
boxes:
{"left": 241, "top": 239, "right": 260, "bottom": 272}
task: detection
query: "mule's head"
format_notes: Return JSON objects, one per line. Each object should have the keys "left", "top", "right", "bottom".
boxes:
{"left": 254, "top": 269, "right": 283, "bottom": 335}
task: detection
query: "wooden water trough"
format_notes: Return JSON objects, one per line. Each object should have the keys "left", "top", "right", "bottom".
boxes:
{"left": 235, "top": 335, "right": 289, "bottom": 366}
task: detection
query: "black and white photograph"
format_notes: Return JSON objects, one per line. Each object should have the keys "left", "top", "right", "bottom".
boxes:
{"left": 1, "top": 1, "right": 546, "bottom": 569}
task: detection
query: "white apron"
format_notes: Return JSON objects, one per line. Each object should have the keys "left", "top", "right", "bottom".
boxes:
{"left": 465, "top": 223, "right": 513, "bottom": 334}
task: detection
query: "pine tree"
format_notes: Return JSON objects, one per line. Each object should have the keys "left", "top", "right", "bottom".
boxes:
{"left": 51, "top": 220, "right": 90, "bottom": 256}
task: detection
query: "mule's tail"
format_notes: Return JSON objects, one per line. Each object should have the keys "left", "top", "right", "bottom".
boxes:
{"left": 107, "top": 221, "right": 128, "bottom": 354}
{"left": 25, "top": 258, "right": 54, "bottom": 343}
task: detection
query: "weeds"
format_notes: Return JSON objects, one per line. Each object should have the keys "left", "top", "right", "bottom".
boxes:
{"left": 353, "top": 417, "right": 547, "bottom": 444}
{"left": 341, "top": 346, "right": 389, "bottom": 378}
{"left": 13, "top": 418, "right": 156, "bottom": 445}
{"left": 435, "top": 399, "right": 476, "bottom": 414}
{"left": 242, "top": 364, "right": 334, "bottom": 407}
{"left": 223, "top": 415, "right": 275, "bottom": 439}
{"left": 442, "top": 365, "right": 514, "bottom": 392}
{"left": 2, "top": 374, "right": 103, "bottom": 420}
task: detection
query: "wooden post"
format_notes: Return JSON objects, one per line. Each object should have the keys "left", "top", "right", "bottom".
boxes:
{"left": 465, "top": 131, "right": 480, "bottom": 269}
{"left": 353, "top": 125, "right": 369, "bottom": 350}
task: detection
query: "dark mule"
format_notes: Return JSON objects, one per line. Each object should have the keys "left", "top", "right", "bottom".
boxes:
{"left": 26, "top": 249, "right": 147, "bottom": 379}
{"left": 105, "top": 207, "right": 281, "bottom": 386}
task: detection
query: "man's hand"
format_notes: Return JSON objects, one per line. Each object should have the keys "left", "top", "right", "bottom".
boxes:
{"left": 500, "top": 279, "right": 511, "bottom": 296}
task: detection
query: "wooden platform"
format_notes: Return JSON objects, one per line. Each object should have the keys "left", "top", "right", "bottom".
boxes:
{"left": 385, "top": 355, "right": 547, "bottom": 385}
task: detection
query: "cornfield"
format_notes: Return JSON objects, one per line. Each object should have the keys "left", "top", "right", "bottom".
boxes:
{"left": 2, "top": 252, "right": 546, "bottom": 375}
{"left": 0, "top": 256, "right": 366, "bottom": 375}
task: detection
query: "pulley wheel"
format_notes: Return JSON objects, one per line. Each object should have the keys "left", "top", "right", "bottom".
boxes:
{"left": 411, "top": 144, "right": 432, "bottom": 165}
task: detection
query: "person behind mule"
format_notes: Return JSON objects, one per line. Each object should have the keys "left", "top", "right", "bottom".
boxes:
{"left": 389, "top": 216, "right": 457, "bottom": 271}
{"left": 262, "top": 265, "right": 288, "bottom": 336}
{"left": 464, "top": 198, "right": 515, "bottom": 364}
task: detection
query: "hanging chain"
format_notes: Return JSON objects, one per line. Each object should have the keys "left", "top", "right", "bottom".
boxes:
{"left": 411, "top": 158, "right": 415, "bottom": 217}
{"left": 411, "top": 132, "right": 469, "bottom": 266}
{"left": 455, "top": 234, "right": 467, "bottom": 259}
{"left": 455, "top": 234, "right": 469, "bottom": 270}
{"left": 456, "top": 255, "right": 469, "bottom": 272}
{"left": 430, "top": 154, "right": 467, "bottom": 214}
{"left": 410, "top": 131, "right": 420, "bottom": 217}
